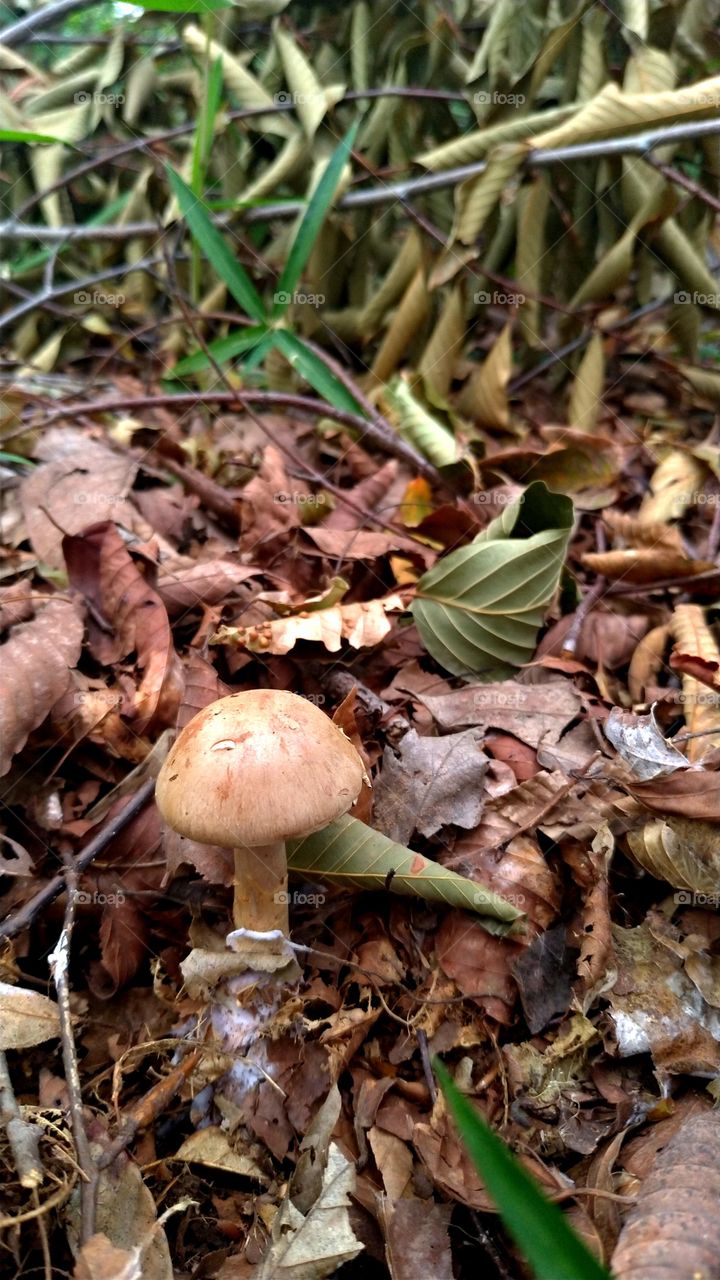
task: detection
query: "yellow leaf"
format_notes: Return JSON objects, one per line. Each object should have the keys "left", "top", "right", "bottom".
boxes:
{"left": 212, "top": 595, "right": 405, "bottom": 656}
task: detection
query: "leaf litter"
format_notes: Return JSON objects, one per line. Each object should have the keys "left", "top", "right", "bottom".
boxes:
{"left": 4, "top": 10, "right": 720, "bottom": 1279}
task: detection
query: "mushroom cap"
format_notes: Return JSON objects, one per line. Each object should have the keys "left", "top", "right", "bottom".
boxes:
{"left": 155, "top": 690, "right": 365, "bottom": 847}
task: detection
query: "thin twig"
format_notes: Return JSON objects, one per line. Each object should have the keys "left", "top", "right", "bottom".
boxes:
{"left": 10, "top": 390, "right": 443, "bottom": 483}
{"left": 644, "top": 154, "right": 720, "bottom": 215}
{"left": 0, "top": 779, "right": 156, "bottom": 944}
{"left": 0, "top": 1051, "right": 45, "bottom": 1189}
{"left": 48, "top": 856, "right": 97, "bottom": 1243}
{"left": 6, "top": 118, "right": 720, "bottom": 239}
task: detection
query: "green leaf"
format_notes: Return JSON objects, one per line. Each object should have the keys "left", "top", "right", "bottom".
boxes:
{"left": 412, "top": 482, "right": 574, "bottom": 679}
{"left": 288, "top": 814, "right": 522, "bottom": 933}
{"left": 272, "top": 121, "right": 359, "bottom": 317}
{"left": 271, "top": 330, "right": 365, "bottom": 416}
{"left": 191, "top": 56, "right": 224, "bottom": 196}
{"left": 434, "top": 1062, "right": 611, "bottom": 1280}
{"left": 0, "top": 452, "right": 35, "bottom": 466}
{"left": 167, "top": 167, "right": 266, "bottom": 322}
{"left": 0, "top": 128, "right": 62, "bottom": 144}
{"left": 171, "top": 325, "right": 269, "bottom": 377}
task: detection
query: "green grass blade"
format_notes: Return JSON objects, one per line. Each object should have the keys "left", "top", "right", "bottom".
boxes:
{"left": 272, "top": 331, "right": 365, "bottom": 415}
{"left": 272, "top": 121, "right": 359, "bottom": 318}
{"left": 0, "top": 128, "right": 62, "bottom": 144}
{"left": 170, "top": 325, "right": 269, "bottom": 377}
{"left": 434, "top": 1061, "right": 610, "bottom": 1280}
{"left": 191, "top": 56, "right": 223, "bottom": 196}
{"left": 167, "top": 166, "right": 266, "bottom": 323}
{"left": 242, "top": 330, "right": 276, "bottom": 372}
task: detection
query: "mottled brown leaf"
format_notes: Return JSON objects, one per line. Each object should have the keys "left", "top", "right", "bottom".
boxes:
{"left": 0, "top": 597, "right": 84, "bottom": 776}
{"left": 63, "top": 522, "right": 183, "bottom": 733}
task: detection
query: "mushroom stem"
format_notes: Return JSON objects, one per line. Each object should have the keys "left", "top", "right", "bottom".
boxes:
{"left": 232, "top": 841, "right": 289, "bottom": 935}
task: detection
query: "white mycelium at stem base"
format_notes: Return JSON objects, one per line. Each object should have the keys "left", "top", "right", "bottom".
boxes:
{"left": 156, "top": 691, "right": 365, "bottom": 1101}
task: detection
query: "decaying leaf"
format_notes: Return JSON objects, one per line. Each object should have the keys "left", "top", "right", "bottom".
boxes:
{"left": 63, "top": 522, "right": 183, "bottom": 733}
{"left": 639, "top": 449, "right": 707, "bottom": 524}
{"left": 671, "top": 604, "right": 720, "bottom": 760}
{"left": 612, "top": 1112, "right": 720, "bottom": 1280}
{"left": 0, "top": 982, "right": 61, "bottom": 1050}
{"left": 418, "top": 676, "right": 581, "bottom": 747}
{"left": 212, "top": 592, "right": 404, "bottom": 655}
{"left": 604, "top": 706, "right": 690, "bottom": 781}
{"left": 0, "top": 597, "right": 84, "bottom": 776}
{"left": 626, "top": 817, "right": 720, "bottom": 893}
{"left": 254, "top": 1141, "right": 362, "bottom": 1279}
{"left": 372, "top": 728, "right": 489, "bottom": 844}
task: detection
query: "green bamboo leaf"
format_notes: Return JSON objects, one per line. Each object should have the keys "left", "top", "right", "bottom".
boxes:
{"left": 166, "top": 167, "right": 266, "bottom": 322}
{"left": 288, "top": 814, "right": 522, "bottom": 933}
{"left": 191, "top": 56, "right": 224, "bottom": 196}
{"left": 272, "top": 122, "right": 359, "bottom": 317}
{"left": 412, "top": 482, "right": 574, "bottom": 679}
{"left": 271, "top": 330, "right": 364, "bottom": 415}
{"left": 0, "top": 128, "right": 61, "bottom": 144}
{"left": 171, "top": 325, "right": 269, "bottom": 377}
{"left": 434, "top": 1062, "right": 610, "bottom": 1280}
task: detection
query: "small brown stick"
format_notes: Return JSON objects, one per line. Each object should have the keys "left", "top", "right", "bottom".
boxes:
{"left": 416, "top": 1029, "right": 437, "bottom": 1104}
{"left": 644, "top": 154, "right": 720, "bottom": 216}
{"left": 96, "top": 1048, "right": 202, "bottom": 1171}
{"left": 562, "top": 525, "right": 608, "bottom": 658}
{"left": 0, "top": 779, "right": 156, "bottom": 944}
{"left": 0, "top": 1050, "right": 45, "bottom": 1189}
{"left": 48, "top": 856, "right": 97, "bottom": 1243}
{"left": 11, "top": 390, "right": 442, "bottom": 483}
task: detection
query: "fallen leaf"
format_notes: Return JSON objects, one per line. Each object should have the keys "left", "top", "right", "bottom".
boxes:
{"left": 418, "top": 677, "right": 582, "bottom": 748}
{"left": 254, "top": 1141, "right": 363, "bottom": 1279}
{"left": 0, "top": 597, "right": 84, "bottom": 776}
{"left": 63, "top": 522, "right": 184, "bottom": 733}
{"left": 174, "top": 1127, "right": 268, "bottom": 1184}
{"left": 435, "top": 910, "right": 523, "bottom": 1022}
{"left": 513, "top": 924, "right": 574, "bottom": 1033}
{"left": 156, "top": 560, "right": 262, "bottom": 616}
{"left": 604, "top": 705, "right": 690, "bottom": 781}
{"left": 20, "top": 427, "right": 143, "bottom": 569}
{"left": 384, "top": 1200, "right": 454, "bottom": 1280}
{"left": 0, "top": 982, "right": 61, "bottom": 1049}
{"left": 213, "top": 593, "right": 404, "bottom": 656}
{"left": 626, "top": 817, "right": 720, "bottom": 893}
{"left": 612, "top": 1112, "right": 720, "bottom": 1280}
{"left": 74, "top": 1233, "right": 141, "bottom": 1280}
{"left": 372, "top": 728, "right": 489, "bottom": 844}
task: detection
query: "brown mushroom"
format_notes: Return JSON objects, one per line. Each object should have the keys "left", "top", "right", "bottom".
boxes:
{"left": 155, "top": 690, "right": 365, "bottom": 942}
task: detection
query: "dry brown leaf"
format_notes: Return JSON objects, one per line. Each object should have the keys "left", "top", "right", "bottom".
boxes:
{"left": 447, "top": 834, "right": 560, "bottom": 934}
{"left": 671, "top": 604, "right": 720, "bottom": 760}
{"left": 639, "top": 449, "right": 707, "bottom": 524}
{"left": 74, "top": 1234, "right": 141, "bottom": 1280}
{"left": 63, "top": 522, "right": 184, "bottom": 733}
{"left": 582, "top": 547, "right": 715, "bottom": 583}
{"left": 606, "top": 918, "right": 720, "bottom": 1075}
{"left": 213, "top": 594, "right": 404, "bottom": 656}
{"left": 612, "top": 1112, "right": 720, "bottom": 1280}
{"left": 539, "top": 609, "right": 652, "bottom": 670}
{"left": 384, "top": 1200, "right": 453, "bottom": 1280}
{"left": 372, "top": 729, "right": 489, "bottom": 844}
{"left": 418, "top": 677, "right": 582, "bottom": 748}
{"left": 435, "top": 909, "right": 522, "bottom": 1023}
{"left": 156, "top": 560, "right": 262, "bottom": 616}
{"left": 604, "top": 706, "right": 689, "bottom": 781}
{"left": 20, "top": 427, "right": 145, "bottom": 569}
{"left": 628, "top": 624, "right": 670, "bottom": 703}
{"left": 626, "top": 817, "right": 720, "bottom": 893}
{"left": 0, "top": 981, "right": 60, "bottom": 1049}
{"left": 0, "top": 597, "right": 84, "bottom": 776}
{"left": 0, "top": 579, "right": 33, "bottom": 631}
{"left": 627, "top": 767, "right": 720, "bottom": 820}
{"left": 457, "top": 322, "right": 512, "bottom": 428}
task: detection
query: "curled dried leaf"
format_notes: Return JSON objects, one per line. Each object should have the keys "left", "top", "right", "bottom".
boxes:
{"left": 0, "top": 598, "right": 84, "bottom": 776}
{"left": 626, "top": 817, "right": 720, "bottom": 893}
